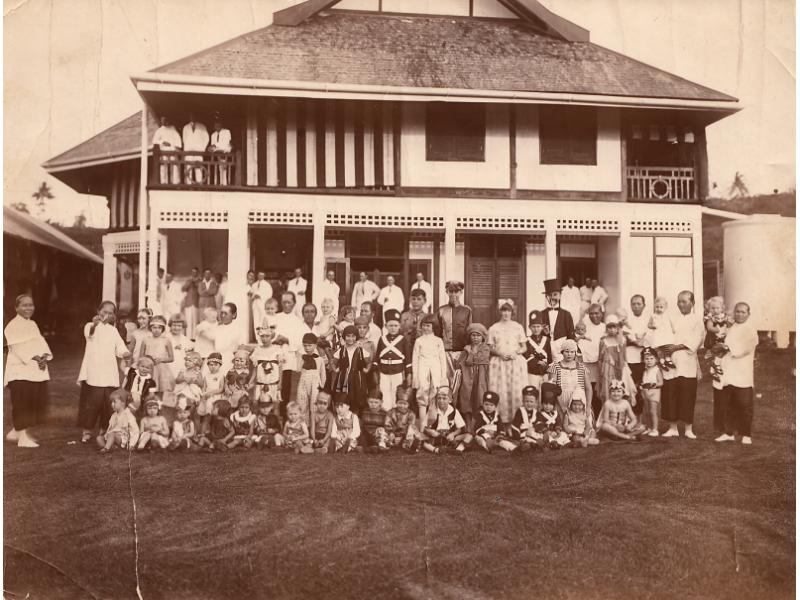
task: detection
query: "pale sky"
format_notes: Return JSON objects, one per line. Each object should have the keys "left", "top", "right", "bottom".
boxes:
{"left": 3, "top": 0, "right": 795, "bottom": 227}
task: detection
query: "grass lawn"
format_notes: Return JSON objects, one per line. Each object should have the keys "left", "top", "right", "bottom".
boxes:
{"left": 4, "top": 344, "right": 795, "bottom": 600}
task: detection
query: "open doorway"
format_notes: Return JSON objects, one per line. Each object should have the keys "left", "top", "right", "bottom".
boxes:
{"left": 251, "top": 227, "right": 313, "bottom": 302}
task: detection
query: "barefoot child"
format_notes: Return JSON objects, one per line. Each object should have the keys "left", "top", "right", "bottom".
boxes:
{"left": 97, "top": 389, "right": 139, "bottom": 452}
{"left": 225, "top": 348, "right": 255, "bottom": 409}
{"left": 137, "top": 397, "right": 170, "bottom": 450}
{"left": 703, "top": 296, "right": 733, "bottom": 384}
{"left": 639, "top": 348, "right": 663, "bottom": 436}
{"left": 173, "top": 351, "right": 204, "bottom": 412}
{"left": 421, "top": 387, "right": 472, "bottom": 454}
{"left": 596, "top": 380, "right": 645, "bottom": 441}
{"left": 473, "top": 391, "right": 516, "bottom": 453}
{"left": 647, "top": 297, "right": 677, "bottom": 370}
{"left": 310, "top": 391, "right": 336, "bottom": 453}
{"left": 413, "top": 314, "right": 448, "bottom": 431}
{"left": 194, "top": 307, "right": 218, "bottom": 361}
{"left": 199, "top": 352, "right": 225, "bottom": 435}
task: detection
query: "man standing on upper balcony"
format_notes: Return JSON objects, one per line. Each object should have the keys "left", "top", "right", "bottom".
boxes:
{"left": 208, "top": 115, "right": 232, "bottom": 186}
{"left": 151, "top": 116, "right": 182, "bottom": 184}
{"left": 377, "top": 276, "right": 405, "bottom": 323}
{"left": 182, "top": 113, "right": 209, "bottom": 184}
{"left": 286, "top": 268, "right": 308, "bottom": 317}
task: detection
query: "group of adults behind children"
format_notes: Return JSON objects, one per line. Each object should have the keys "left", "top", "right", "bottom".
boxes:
{"left": 5, "top": 272, "right": 759, "bottom": 450}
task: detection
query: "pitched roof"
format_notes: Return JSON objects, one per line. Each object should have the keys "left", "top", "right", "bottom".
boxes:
{"left": 151, "top": 11, "right": 736, "bottom": 102}
{"left": 42, "top": 111, "right": 157, "bottom": 171}
{"left": 4, "top": 206, "right": 104, "bottom": 264}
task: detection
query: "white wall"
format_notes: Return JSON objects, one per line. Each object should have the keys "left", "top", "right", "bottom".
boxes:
{"left": 597, "top": 236, "right": 620, "bottom": 312}
{"left": 401, "top": 103, "right": 510, "bottom": 189}
{"left": 438, "top": 241, "right": 465, "bottom": 303}
{"left": 628, "top": 236, "right": 655, "bottom": 306}
{"left": 515, "top": 106, "right": 621, "bottom": 192}
{"left": 526, "top": 242, "right": 547, "bottom": 317}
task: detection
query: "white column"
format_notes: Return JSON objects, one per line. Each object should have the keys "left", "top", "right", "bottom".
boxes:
{"left": 158, "top": 234, "right": 168, "bottom": 271}
{"left": 618, "top": 221, "right": 631, "bottom": 310}
{"left": 227, "top": 206, "right": 250, "bottom": 342}
{"left": 101, "top": 236, "right": 117, "bottom": 303}
{"left": 138, "top": 103, "right": 149, "bottom": 308}
{"left": 146, "top": 196, "right": 159, "bottom": 309}
{"left": 312, "top": 211, "right": 326, "bottom": 305}
{"left": 545, "top": 218, "right": 557, "bottom": 279}
{"left": 444, "top": 214, "right": 456, "bottom": 284}
{"left": 691, "top": 216, "right": 704, "bottom": 304}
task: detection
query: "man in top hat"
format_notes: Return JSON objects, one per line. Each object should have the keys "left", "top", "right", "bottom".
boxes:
{"left": 436, "top": 280, "right": 472, "bottom": 386}
{"left": 542, "top": 279, "right": 575, "bottom": 356}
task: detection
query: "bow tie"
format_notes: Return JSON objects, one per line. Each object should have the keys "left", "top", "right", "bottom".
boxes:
{"left": 549, "top": 308, "right": 559, "bottom": 312}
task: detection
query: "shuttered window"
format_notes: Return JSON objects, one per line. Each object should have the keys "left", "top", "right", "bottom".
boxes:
{"left": 539, "top": 106, "right": 597, "bottom": 165}
{"left": 426, "top": 103, "right": 486, "bottom": 162}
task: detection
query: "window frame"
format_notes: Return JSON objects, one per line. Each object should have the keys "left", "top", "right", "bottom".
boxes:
{"left": 425, "top": 102, "right": 486, "bottom": 163}
{"left": 539, "top": 106, "right": 598, "bottom": 166}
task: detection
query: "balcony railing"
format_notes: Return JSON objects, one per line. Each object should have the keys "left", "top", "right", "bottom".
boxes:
{"left": 626, "top": 166, "right": 696, "bottom": 202}
{"left": 151, "top": 148, "right": 243, "bottom": 188}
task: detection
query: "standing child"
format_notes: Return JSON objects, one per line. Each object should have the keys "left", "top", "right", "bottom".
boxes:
{"left": 97, "top": 389, "right": 139, "bottom": 453}
{"left": 384, "top": 387, "right": 420, "bottom": 452}
{"left": 167, "top": 314, "right": 194, "bottom": 381}
{"left": 310, "top": 391, "right": 336, "bottom": 453}
{"left": 173, "top": 351, "right": 204, "bottom": 411}
{"left": 359, "top": 392, "right": 389, "bottom": 452}
{"left": 331, "top": 394, "right": 361, "bottom": 453}
{"left": 562, "top": 389, "right": 598, "bottom": 447}
{"left": 421, "top": 387, "right": 472, "bottom": 454}
{"left": 647, "top": 297, "right": 677, "bottom": 370}
{"left": 282, "top": 401, "right": 314, "bottom": 454}
{"left": 315, "top": 298, "right": 338, "bottom": 349}
{"left": 122, "top": 355, "right": 158, "bottom": 415}
{"left": 228, "top": 397, "right": 256, "bottom": 449}
{"left": 251, "top": 327, "right": 283, "bottom": 405}
{"left": 168, "top": 406, "right": 195, "bottom": 450}
{"left": 598, "top": 315, "right": 637, "bottom": 404}
{"left": 194, "top": 307, "right": 218, "bottom": 362}
{"left": 534, "top": 384, "right": 570, "bottom": 449}
{"left": 126, "top": 308, "right": 152, "bottom": 362}
{"left": 354, "top": 316, "right": 377, "bottom": 391}
{"left": 137, "top": 397, "right": 170, "bottom": 450}
{"left": 510, "top": 386, "right": 542, "bottom": 450}
{"left": 296, "top": 333, "right": 326, "bottom": 421}
{"left": 546, "top": 339, "right": 593, "bottom": 416}
{"left": 225, "top": 348, "right": 255, "bottom": 409}
{"left": 252, "top": 397, "right": 284, "bottom": 449}
{"left": 456, "top": 323, "right": 491, "bottom": 435}
{"left": 199, "top": 352, "right": 225, "bottom": 435}
{"left": 522, "top": 311, "right": 551, "bottom": 393}
{"left": 413, "top": 314, "right": 448, "bottom": 432}
{"left": 596, "top": 380, "right": 646, "bottom": 441}
{"left": 375, "top": 309, "right": 412, "bottom": 412}
{"left": 639, "top": 347, "right": 663, "bottom": 437}
{"left": 332, "top": 326, "right": 369, "bottom": 415}
{"left": 139, "top": 316, "right": 175, "bottom": 402}
{"left": 196, "top": 399, "right": 234, "bottom": 452}
{"left": 473, "top": 391, "right": 516, "bottom": 453}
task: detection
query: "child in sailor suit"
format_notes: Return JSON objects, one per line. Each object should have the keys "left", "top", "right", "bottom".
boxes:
{"left": 473, "top": 391, "right": 516, "bottom": 453}
{"left": 412, "top": 315, "right": 448, "bottom": 430}
{"left": 510, "top": 386, "right": 543, "bottom": 449}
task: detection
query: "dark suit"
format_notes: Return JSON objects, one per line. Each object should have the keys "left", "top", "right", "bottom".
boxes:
{"left": 198, "top": 278, "right": 219, "bottom": 310}
{"left": 544, "top": 307, "right": 574, "bottom": 340}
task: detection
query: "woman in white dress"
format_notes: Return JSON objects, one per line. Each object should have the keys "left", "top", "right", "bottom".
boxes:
{"left": 488, "top": 300, "right": 528, "bottom": 423}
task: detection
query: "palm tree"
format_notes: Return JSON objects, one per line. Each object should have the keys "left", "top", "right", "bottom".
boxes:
{"left": 31, "top": 181, "right": 54, "bottom": 216}
{"left": 727, "top": 172, "right": 749, "bottom": 199}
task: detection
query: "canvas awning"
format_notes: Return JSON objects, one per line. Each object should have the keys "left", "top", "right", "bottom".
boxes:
{"left": 3, "top": 206, "right": 104, "bottom": 264}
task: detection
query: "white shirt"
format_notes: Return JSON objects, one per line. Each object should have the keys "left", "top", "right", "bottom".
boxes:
{"left": 209, "top": 128, "right": 232, "bottom": 153}
{"left": 624, "top": 311, "right": 651, "bottom": 364}
{"left": 367, "top": 322, "right": 382, "bottom": 348}
{"left": 351, "top": 279, "right": 380, "bottom": 311}
{"left": 182, "top": 122, "right": 210, "bottom": 152}
{"left": 720, "top": 321, "right": 759, "bottom": 388}
{"left": 430, "top": 405, "right": 466, "bottom": 431}
{"left": 579, "top": 285, "right": 593, "bottom": 304}
{"left": 287, "top": 277, "right": 308, "bottom": 303}
{"left": 318, "top": 280, "right": 341, "bottom": 314}
{"left": 665, "top": 310, "right": 705, "bottom": 380}
{"left": 590, "top": 286, "right": 609, "bottom": 307}
{"left": 3, "top": 315, "right": 52, "bottom": 385}
{"left": 579, "top": 318, "right": 606, "bottom": 363}
{"left": 163, "top": 282, "right": 185, "bottom": 318}
{"left": 78, "top": 322, "right": 129, "bottom": 387}
{"left": 273, "top": 311, "right": 305, "bottom": 372}
{"left": 212, "top": 322, "right": 242, "bottom": 374}
{"left": 151, "top": 125, "right": 182, "bottom": 151}
{"left": 409, "top": 279, "right": 433, "bottom": 312}
{"left": 250, "top": 280, "right": 273, "bottom": 303}
{"left": 560, "top": 285, "right": 581, "bottom": 323}
{"left": 377, "top": 285, "right": 405, "bottom": 314}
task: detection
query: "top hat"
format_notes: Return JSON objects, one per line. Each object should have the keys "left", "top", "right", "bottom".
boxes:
{"left": 543, "top": 279, "right": 561, "bottom": 295}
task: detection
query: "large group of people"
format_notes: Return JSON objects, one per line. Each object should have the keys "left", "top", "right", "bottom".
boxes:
{"left": 4, "top": 275, "right": 760, "bottom": 453}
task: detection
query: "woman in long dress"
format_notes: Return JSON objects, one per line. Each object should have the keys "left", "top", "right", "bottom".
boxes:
{"left": 488, "top": 301, "right": 528, "bottom": 423}
{"left": 4, "top": 294, "right": 53, "bottom": 448}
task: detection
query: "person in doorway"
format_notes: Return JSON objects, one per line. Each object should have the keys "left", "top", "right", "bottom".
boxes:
{"left": 198, "top": 268, "right": 218, "bottom": 311}
{"left": 249, "top": 270, "right": 273, "bottom": 336}
{"left": 409, "top": 272, "right": 433, "bottom": 313}
{"left": 590, "top": 278, "right": 609, "bottom": 313}
{"left": 162, "top": 273, "right": 184, "bottom": 328}
{"left": 377, "top": 275, "right": 405, "bottom": 321}
{"left": 351, "top": 272, "right": 380, "bottom": 314}
{"left": 560, "top": 278, "right": 582, "bottom": 326}
{"left": 182, "top": 267, "right": 201, "bottom": 340}
{"left": 579, "top": 277, "right": 593, "bottom": 321}
{"left": 318, "top": 270, "right": 341, "bottom": 317}
{"left": 436, "top": 281, "right": 473, "bottom": 387}
{"left": 287, "top": 268, "right": 308, "bottom": 317}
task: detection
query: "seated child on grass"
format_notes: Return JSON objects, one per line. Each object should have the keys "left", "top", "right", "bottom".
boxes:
{"left": 137, "top": 396, "right": 170, "bottom": 450}
{"left": 359, "top": 391, "right": 389, "bottom": 452}
{"left": 229, "top": 397, "right": 256, "bottom": 449}
{"left": 252, "top": 397, "right": 283, "bottom": 449}
{"left": 639, "top": 348, "right": 663, "bottom": 437}
{"left": 122, "top": 355, "right": 157, "bottom": 416}
{"left": 332, "top": 394, "right": 361, "bottom": 453}
{"left": 310, "top": 391, "right": 336, "bottom": 454}
{"left": 97, "top": 388, "right": 139, "bottom": 452}
{"left": 196, "top": 399, "right": 234, "bottom": 452}
{"left": 168, "top": 405, "right": 195, "bottom": 450}
{"left": 596, "top": 379, "right": 645, "bottom": 441}
{"left": 173, "top": 351, "right": 204, "bottom": 411}
{"left": 384, "top": 387, "right": 420, "bottom": 452}
{"left": 534, "top": 383, "right": 570, "bottom": 449}
{"left": 282, "top": 401, "right": 314, "bottom": 454}
{"left": 473, "top": 391, "right": 516, "bottom": 453}
{"left": 510, "top": 385, "right": 542, "bottom": 451}
{"left": 562, "top": 389, "right": 598, "bottom": 447}
{"left": 421, "top": 387, "right": 472, "bottom": 455}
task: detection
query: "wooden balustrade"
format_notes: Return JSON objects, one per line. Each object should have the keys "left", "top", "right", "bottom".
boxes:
{"left": 626, "top": 166, "right": 696, "bottom": 202}
{"left": 151, "top": 147, "right": 242, "bottom": 188}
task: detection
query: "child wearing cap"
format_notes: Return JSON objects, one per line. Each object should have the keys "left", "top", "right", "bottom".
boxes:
{"left": 251, "top": 327, "right": 284, "bottom": 406}
{"left": 138, "top": 315, "right": 175, "bottom": 402}
{"left": 252, "top": 396, "right": 284, "bottom": 449}
{"left": 384, "top": 387, "right": 420, "bottom": 452}
{"left": 168, "top": 405, "right": 196, "bottom": 450}
{"left": 310, "top": 391, "right": 336, "bottom": 453}
{"left": 225, "top": 348, "right": 255, "bottom": 409}
{"left": 413, "top": 314, "right": 448, "bottom": 432}
{"left": 375, "top": 309, "right": 412, "bottom": 412}
{"left": 510, "top": 386, "right": 542, "bottom": 450}
{"left": 122, "top": 355, "right": 158, "bottom": 416}
{"left": 137, "top": 396, "right": 170, "bottom": 450}
{"left": 282, "top": 401, "right": 314, "bottom": 454}
{"left": 523, "top": 310, "right": 551, "bottom": 393}
{"left": 422, "top": 387, "right": 471, "bottom": 454}
{"left": 457, "top": 323, "right": 491, "bottom": 435}
{"left": 598, "top": 315, "right": 637, "bottom": 407}
{"left": 331, "top": 394, "right": 361, "bottom": 453}
{"left": 534, "top": 383, "right": 570, "bottom": 448}
{"left": 332, "top": 325, "right": 369, "bottom": 414}
{"left": 360, "top": 392, "right": 389, "bottom": 452}
{"left": 597, "top": 379, "right": 645, "bottom": 440}
{"left": 197, "top": 399, "right": 235, "bottom": 451}
{"left": 639, "top": 347, "right": 663, "bottom": 436}
{"left": 228, "top": 397, "right": 256, "bottom": 449}
{"left": 563, "top": 389, "right": 598, "bottom": 447}
{"left": 97, "top": 388, "right": 140, "bottom": 452}
{"left": 546, "top": 339, "right": 593, "bottom": 416}
{"left": 296, "top": 332, "right": 326, "bottom": 422}
{"left": 473, "top": 391, "right": 516, "bottom": 453}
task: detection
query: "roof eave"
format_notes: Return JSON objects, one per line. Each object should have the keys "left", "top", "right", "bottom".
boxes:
{"left": 42, "top": 150, "right": 147, "bottom": 173}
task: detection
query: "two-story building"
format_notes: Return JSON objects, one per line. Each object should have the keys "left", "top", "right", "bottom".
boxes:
{"left": 43, "top": 0, "right": 739, "bottom": 337}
